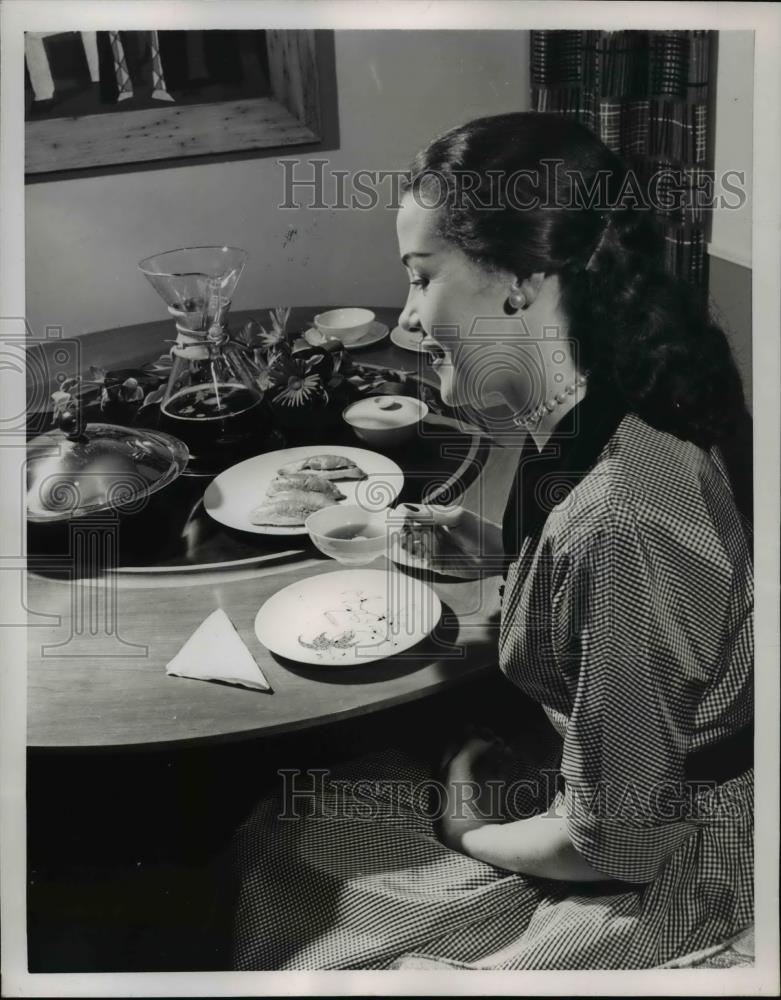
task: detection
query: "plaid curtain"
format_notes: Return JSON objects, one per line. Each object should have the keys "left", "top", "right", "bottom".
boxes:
{"left": 531, "top": 30, "right": 714, "bottom": 286}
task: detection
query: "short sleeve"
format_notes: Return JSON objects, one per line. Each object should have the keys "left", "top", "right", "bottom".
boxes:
{"left": 550, "top": 499, "right": 729, "bottom": 884}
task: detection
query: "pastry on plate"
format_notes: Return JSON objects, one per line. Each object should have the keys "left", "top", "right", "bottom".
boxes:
{"left": 266, "top": 473, "right": 346, "bottom": 500}
{"left": 249, "top": 490, "right": 338, "bottom": 527}
{"left": 278, "top": 454, "right": 367, "bottom": 481}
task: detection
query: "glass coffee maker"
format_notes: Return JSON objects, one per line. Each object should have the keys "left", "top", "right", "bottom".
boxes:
{"left": 139, "top": 246, "right": 268, "bottom": 472}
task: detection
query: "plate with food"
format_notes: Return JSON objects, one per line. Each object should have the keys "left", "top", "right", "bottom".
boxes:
{"left": 204, "top": 445, "right": 404, "bottom": 536}
{"left": 254, "top": 568, "right": 442, "bottom": 666}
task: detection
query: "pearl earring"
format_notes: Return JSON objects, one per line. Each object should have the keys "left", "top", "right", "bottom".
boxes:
{"left": 505, "top": 289, "right": 527, "bottom": 314}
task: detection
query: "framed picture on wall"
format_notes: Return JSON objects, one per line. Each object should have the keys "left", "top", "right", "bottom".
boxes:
{"left": 24, "top": 28, "right": 336, "bottom": 178}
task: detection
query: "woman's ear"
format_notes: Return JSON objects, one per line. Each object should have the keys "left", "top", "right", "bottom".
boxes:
{"left": 517, "top": 272, "right": 546, "bottom": 308}
{"left": 505, "top": 272, "right": 546, "bottom": 313}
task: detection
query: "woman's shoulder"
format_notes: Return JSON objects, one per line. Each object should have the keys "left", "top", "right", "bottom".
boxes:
{"left": 609, "top": 411, "right": 718, "bottom": 484}
{"left": 544, "top": 412, "right": 744, "bottom": 561}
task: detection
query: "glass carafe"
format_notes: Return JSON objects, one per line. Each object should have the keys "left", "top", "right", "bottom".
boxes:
{"left": 138, "top": 246, "right": 267, "bottom": 469}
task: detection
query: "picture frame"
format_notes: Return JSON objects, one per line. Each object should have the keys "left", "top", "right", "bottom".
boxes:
{"left": 25, "top": 28, "right": 336, "bottom": 178}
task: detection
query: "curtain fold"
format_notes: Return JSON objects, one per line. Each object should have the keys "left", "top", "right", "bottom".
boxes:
{"left": 531, "top": 30, "right": 714, "bottom": 286}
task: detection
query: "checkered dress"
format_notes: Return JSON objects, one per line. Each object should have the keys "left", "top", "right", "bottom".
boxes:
{"left": 231, "top": 409, "right": 754, "bottom": 971}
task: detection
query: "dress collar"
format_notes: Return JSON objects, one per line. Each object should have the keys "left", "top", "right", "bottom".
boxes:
{"left": 502, "top": 387, "right": 627, "bottom": 560}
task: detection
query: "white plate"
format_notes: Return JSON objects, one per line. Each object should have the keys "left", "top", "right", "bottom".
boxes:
{"left": 387, "top": 531, "right": 431, "bottom": 573}
{"left": 386, "top": 505, "right": 484, "bottom": 579}
{"left": 203, "top": 444, "right": 404, "bottom": 536}
{"left": 390, "top": 325, "right": 427, "bottom": 353}
{"left": 303, "top": 321, "right": 389, "bottom": 351}
{"left": 386, "top": 535, "right": 481, "bottom": 579}
{"left": 254, "top": 568, "right": 442, "bottom": 666}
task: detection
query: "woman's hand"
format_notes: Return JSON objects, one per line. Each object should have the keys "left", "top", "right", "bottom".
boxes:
{"left": 436, "top": 732, "right": 617, "bottom": 882}
{"left": 392, "top": 504, "right": 505, "bottom": 578}
{"left": 436, "top": 730, "right": 515, "bottom": 853}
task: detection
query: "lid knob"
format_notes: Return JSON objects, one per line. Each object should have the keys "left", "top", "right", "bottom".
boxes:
{"left": 51, "top": 383, "right": 87, "bottom": 442}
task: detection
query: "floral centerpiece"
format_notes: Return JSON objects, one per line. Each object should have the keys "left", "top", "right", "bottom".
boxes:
{"left": 234, "top": 307, "right": 346, "bottom": 435}
{"left": 46, "top": 307, "right": 445, "bottom": 449}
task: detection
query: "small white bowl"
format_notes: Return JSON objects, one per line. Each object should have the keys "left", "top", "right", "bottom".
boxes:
{"left": 314, "top": 307, "right": 375, "bottom": 346}
{"left": 305, "top": 504, "right": 388, "bottom": 565}
{"left": 342, "top": 395, "right": 428, "bottom": 449}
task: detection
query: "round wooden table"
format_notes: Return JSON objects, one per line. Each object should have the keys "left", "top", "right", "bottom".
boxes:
{"left": 26, "top": 307, "right": 523, "bottom": 751}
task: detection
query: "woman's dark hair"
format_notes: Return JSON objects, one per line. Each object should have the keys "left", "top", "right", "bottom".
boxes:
{"left": 402, "top": 112, "right": 749, "bottom": 459}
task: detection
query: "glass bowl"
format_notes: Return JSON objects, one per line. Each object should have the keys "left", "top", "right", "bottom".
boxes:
{"left": 305, "top": 504, "right": 388, "bottom": 565}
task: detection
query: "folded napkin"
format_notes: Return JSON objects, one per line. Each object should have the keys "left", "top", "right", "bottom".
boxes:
{"left": 166, "top": 608, "right": 272, "bottom": 692}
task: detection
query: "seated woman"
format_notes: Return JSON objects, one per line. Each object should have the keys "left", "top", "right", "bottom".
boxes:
{"left": 231, "top": 113, "right": 753, "bottom": 970}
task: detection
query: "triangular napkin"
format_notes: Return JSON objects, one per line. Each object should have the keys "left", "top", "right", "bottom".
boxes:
{"left": 166, "top": 608, "right": 272, "bottom": 692}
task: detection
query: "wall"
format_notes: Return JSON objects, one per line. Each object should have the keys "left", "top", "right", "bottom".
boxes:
{"left": 25, "top": 30, "right": 530, "bottom": 339}
{"left": 25, "top": 28, "right": 752, "bottom": 409}
{"left": 709, "top": 31, "right": 753, "bottom": 269}
{"left": 708, "top": 30, "right": 754, "bottom": 410}
{"left": 709, "top": 257, "right": 752, "bottom": 411}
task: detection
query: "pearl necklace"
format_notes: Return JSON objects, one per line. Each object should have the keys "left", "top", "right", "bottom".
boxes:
{"left": 512, "top": 373, "right": 589, "bottom": 430}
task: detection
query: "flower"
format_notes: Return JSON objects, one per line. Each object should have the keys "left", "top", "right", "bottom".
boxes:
{"left": 258, "top": 307, "right": 293, "bottom": 352}
{"left": 259, "top": 324, "right": 287, "bottom": 352}
{"left": 270, "top": 306, "right": 291, "bottom": 330}
{"left": 254, "top": 363, "right": 273, "bottom": 392}
{"left": 268, "top": 352, "right": 327, "bottom": 408}
{"left": 236, "top": 319, "right": 263, "bottom": 350}
{"left": 274, "top": 373, "right": 323, "bottom": 407}
{"left": 234, "top": 307, "right": 295, "bottom": 380}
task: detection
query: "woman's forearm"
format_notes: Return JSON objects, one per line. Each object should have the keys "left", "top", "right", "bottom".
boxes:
{"left": 461, "top": 514, "right": 504, "bottom": 565}
{"left": 459, "top": 813, "right": 613, "bottom": 882}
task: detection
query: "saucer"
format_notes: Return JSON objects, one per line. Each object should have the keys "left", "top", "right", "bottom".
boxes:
{"left": 390, "top": 325, "right": 427, "bottom": 353}
{"left": 304, "top": 321, "right": 389, "bottom": 351}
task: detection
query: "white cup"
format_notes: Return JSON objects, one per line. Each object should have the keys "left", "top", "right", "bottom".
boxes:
{"left": 313, "top": 308, "right": 375, "bottom": 346}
